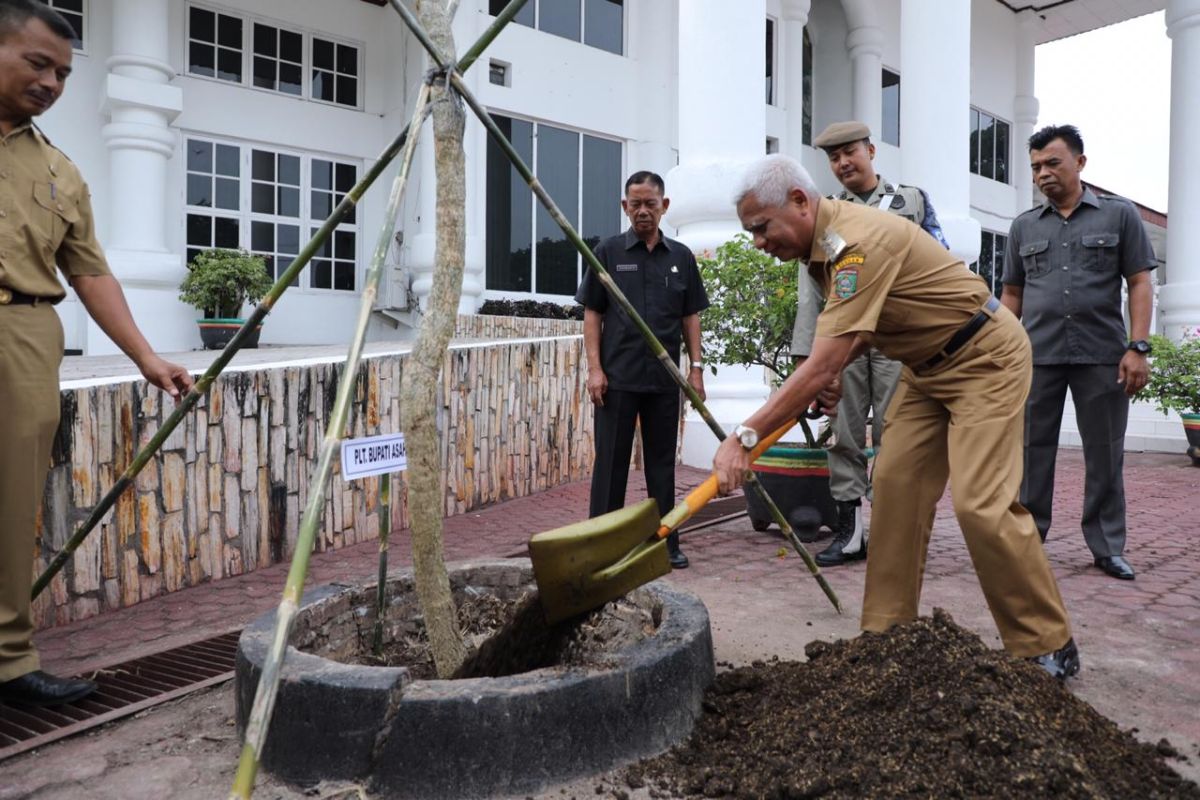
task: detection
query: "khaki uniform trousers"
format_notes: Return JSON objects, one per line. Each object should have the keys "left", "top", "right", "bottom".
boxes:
{"left": 827, "top": 348, "right": 901, "bottom": 502}
{"left": 0, "top": 304, "right": 63, "bottom": 681}
{"left": 861, "top": 307, "right": 1072, "bottom": 657}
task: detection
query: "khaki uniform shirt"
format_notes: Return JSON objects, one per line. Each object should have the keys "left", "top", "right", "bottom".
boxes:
{"left": 0, "top": 122, "right": 110, "bottom": 301}
{"left": 810, "top": 199, "right": 991, "bottom": 367}
{"left": 792, "top": 176, "right": 947, "bottom": 356}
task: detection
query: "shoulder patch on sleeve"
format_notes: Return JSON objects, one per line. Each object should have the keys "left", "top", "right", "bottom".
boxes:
{"left": 831, "top": 251, "right": 865, "bottom": 299}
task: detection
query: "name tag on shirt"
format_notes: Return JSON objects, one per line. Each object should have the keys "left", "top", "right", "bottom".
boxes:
{"left": 878, "top": 194, "right": 897, "bottom": 211}
{"left": 615, "top": 263, "right": 638, "bottom": 272}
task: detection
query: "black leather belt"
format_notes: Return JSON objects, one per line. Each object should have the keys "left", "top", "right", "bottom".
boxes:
{"left": 0, "top": 288, "right": 45, "bottom": 306}
{"left": 921, "top": 296, "right": 1002, "bottom": 370}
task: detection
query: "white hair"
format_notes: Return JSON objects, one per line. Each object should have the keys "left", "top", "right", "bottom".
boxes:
{"left": 733, "top": 154, "right": 818, "bottom": 208}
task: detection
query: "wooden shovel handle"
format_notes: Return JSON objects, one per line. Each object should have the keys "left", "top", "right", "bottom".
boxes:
{"left": 656, "top": 420, "right": 797, "bottom": 537}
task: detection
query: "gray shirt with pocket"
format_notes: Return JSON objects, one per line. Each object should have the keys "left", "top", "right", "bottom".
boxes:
{"left": 1003, "top": 188, "right": 1156, "bottom": 365}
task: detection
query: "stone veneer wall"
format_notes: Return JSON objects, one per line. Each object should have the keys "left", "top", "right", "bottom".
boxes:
{"left": 34, "top": 335, "right": 591, "bottom": 629}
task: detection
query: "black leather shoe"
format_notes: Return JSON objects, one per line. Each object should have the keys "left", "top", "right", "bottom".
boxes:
{"left": 668, "top": 547, "right": 690, "bottom": 569}
{"left": 1095, "top": 555, "right": 1135, "bottom": 580}
{"left": 0, "top": 670, "right": 97, "bottom": 706}
{"left": 815, "top": 500, "right": 867, "bottom": 567}
{"left": 1029, "top": 638, "right": 1081, "bottom": 681}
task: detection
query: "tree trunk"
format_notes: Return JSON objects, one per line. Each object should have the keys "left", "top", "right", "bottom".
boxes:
{"left": 398, "top": 0, "right": 467, "bottom": 678}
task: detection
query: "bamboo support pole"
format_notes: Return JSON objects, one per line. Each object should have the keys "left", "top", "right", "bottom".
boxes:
{"left": 373, "top": 473, "right": 391, "bottom": 656}
{"left": 228, "top": 80, "right": 434, "bottom": 800}
{"left": 387, "top": 2, "right": 840, "bottom": 612}
{"left": 30, "top": 0, "right": 534, "bottom": 603}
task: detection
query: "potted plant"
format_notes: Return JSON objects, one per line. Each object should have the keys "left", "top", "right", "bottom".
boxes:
{"left": 179, "top": 248, "right": 273, "bottom": 350}
{"left": 1135, "top": 332, "right": 1200, "bottom": 466}
{"left": 698, "top": 234, "right": 838, "bottom": 536}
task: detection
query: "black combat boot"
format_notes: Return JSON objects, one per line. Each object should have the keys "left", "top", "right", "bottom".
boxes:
{"left": 815, "top": 499, "right": 867, "bottom": 566}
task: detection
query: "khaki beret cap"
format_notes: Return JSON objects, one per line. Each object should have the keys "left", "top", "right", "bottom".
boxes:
{"left": 813, "top": 121, "right": 872, "bottom": 149}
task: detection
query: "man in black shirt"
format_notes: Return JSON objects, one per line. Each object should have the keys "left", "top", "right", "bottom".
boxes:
{"left": 575, "top": 171, "right": 709, "bottom": 568}
{"left": 1002, "top": 124, "right": 1157, "bottom": 581}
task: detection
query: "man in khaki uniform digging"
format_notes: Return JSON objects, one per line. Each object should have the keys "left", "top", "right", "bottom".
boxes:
{"left": 0, "top": 0, "right": 192, "bottom": 706}
{"left": 716, "top": 154, "right": 1078, "bottom": 678}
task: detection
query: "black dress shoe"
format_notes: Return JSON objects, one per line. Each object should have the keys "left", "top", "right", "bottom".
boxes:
{"left": 1094, "top": 555, "right": 1135, "bottom": 580}
{"left": 1029, "top": 638, "right": 1081, "bottom": 681}
{"left": 0, "top": 670, "right": 97, "bottom": 706}
{"left": 668, "top": 548, "right": 690, "bottom": 569}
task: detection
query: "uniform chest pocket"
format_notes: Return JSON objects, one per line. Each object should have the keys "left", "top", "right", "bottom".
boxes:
{"left": 648, "top": 269, "right": 687, "bottom": 316}
{"left": 1019, "top": 239, "right": 1051, "bottom": 276}
{"left": 1081, "top": 232, "right": 1119, "bottom": 272}
{"left": 32, "top": 182, "right": 80, "bottom": 249}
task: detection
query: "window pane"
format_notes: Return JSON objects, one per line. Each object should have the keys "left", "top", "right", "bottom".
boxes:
{"left": 490, "top": 0, "right": 534, "bottom": 27}
{"left": 535, "top": 124, "right": 580, "bottom": 296}
{"left": 278, "top": 187, "right": 300, "bottom": 217}
{"left": 995, "top": 121, "right": 1009, "bottom": 184}
{"left": 336, "top": 75, "right": 357, "bottom": 106}
{"left": 187, "top": 139, "right": 213, "bottom": 173}
{"left": 187, "top": 214, "right": 211, "bottom": 247}
{"left": 486, "top": 115, "right": 533, "bottom": 292}
{"left": 216, "top": 144, "right": 239, "bottom": 177}
{"left": 279, "top": 63, "right": 303, "bottom": 95}
{"left": 334, "top": 263, "right": 355, "bottom": 291}
{"left": 187, "top": 174, "right": 212, "bottom": 207}
{"left": 279, "top": 155, "right": 300, "bottom": 186}
{"left": 980, "top": 113, "right": 995, "bottom": 180}
{"left": 881, "top": 69, "right": 900, "bottom": 146}
{"left": 281, "top": 30, "right": 303, "bottom": 63}
{"left": 540, "top": 0, "right": 580, "bottom": 42}
{"left": 584, "top": 0, "right": 622, "bottom": 55}
{"left": 802, "top": 28, "right": 813, "bottom": 146}
{"left": 279, "top": 225, "right": 300, "bottom": 254}
{"left": 218, "top": 15, "right": 242, "bottom": 49}
{"left": 337, "top": 44, "right": 358, "bottom": 76}
{"left": 252, "top": 150, "right": 274, "bottom": 181}
{"left": 313, "top": 38, "right": 334, "bottom": 70}
{"left": 336, "top": 164, "right": 357, "bottom": 193}
{"left": 189, "top": 42, "right": 214, "bottom": 77}
{"left": 190, "top": 7, "right": 215, "bottom": 43}
{"left": 765, "top": 18, "right": 775, "bottom": 105}
{"left": 214, "top": 217, "right": 239, "bottom": 248}
{"left": 312, "top": 191, "right": 331, "bottom": 220}
{"left": 312, "top": 70, "right": 333, "bottom": 102}
{"left": 253, "top": 23, "right": 276, "bottom": 57}
{"left": 217, "top": 47, "right": 242, "bottom": 82}
{"left": 252, "top": 221, "right": 274, "bottom": 252}
{"left": 335, "top": 230, "right": 355, "bottom": 260}
{"left": 215, "top": 177, "right": 239, "bottom": 210}
{"left": 253, "top": 55, "right": 276, "bottom": 90}
{"left": 581, "top": 135, "right": 621, "bottom": 255}
{"left": 969, "top": 108, "right": 980, "bottom": 175}
{"left": 312, "top": 259, "right": 332, "bottom": 289}
{"left": 312, "top": 160, "right": 332, "bottom": 190}
{"left": 252, "top": 183, "right": 274, "bottom": 214}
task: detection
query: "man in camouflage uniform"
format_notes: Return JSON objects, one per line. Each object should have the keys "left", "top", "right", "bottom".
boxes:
{"left": 792, "top": 121, "right": 948, "bottom": 567}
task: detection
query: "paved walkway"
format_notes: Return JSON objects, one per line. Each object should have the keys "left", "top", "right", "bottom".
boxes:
{"left": 16, "top": 448, "right": 1200, "bottom": 794}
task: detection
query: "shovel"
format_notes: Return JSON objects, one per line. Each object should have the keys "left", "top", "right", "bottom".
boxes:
{"left": 529, "top": 421, "right": 797, "bottom": 623}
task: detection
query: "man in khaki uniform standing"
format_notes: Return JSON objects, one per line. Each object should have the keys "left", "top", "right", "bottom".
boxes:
{"left": 717, "top": 154, "right": 1078, "bottom": 678}
{"left": 792, "top": 121, "right": 948, "bottom": 567}
{"left": 0, "top": 0, "right": 193, "bottom": 706}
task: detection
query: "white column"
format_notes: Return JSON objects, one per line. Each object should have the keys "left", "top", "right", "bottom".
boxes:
{"left": 1012, "top": 10, "right": 1039, "bottom": 212}
{"left": 899, "top": 0, "right": 979, "bottom": 264}
{"left": 1161, "top": 0, "right": 1200, "bottom": 339}
{"left": 781, "top": 0, "right": 811, "bottom": 157}
{"left": 664, "top": 0, "right": 765, "bottom": 254}
{"left": 846, "top": 23, "right": 883, "bottom": 137}
{"left": 97, "top": 0, "right": 189, "bottom": 354}
{"left": 667, "top": 0, "right": 769, "bottom": 468}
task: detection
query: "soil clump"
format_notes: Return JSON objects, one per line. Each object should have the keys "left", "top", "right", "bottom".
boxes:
{"left": 605, "top": 609, "right": 1197, "bottom": 799}
{"left": 352, "top": 590, "right": 659, "bottom": 680}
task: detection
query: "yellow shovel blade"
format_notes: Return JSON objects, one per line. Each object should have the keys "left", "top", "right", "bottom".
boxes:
{"left": 529, "top": 498, "right": 668, "bottom": 623}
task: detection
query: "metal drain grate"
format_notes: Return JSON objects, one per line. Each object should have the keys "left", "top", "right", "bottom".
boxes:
{"left": 0, "top": 630, "right": 240, "bottom": 762}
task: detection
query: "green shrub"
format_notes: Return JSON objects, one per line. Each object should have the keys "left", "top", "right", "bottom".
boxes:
{"left": 478, "top": 299, "right": 584, "bottom": 320}
{"left": 179, "top": 248, "right": 272, "bottom": 319}
{"left": 1136, "top": 333, "right": 1200, "bottom": 415}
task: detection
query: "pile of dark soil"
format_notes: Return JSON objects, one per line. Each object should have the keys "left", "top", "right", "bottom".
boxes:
{"left": 605, "top": 609, "right": 1197, "bottom": 799}
{"left": 355, "top": 591, "right": 658, "bottom": 680}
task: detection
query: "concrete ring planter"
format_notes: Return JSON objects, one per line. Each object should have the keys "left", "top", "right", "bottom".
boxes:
{"left": 235, "top": 559, "right": 715, "bottom": 798}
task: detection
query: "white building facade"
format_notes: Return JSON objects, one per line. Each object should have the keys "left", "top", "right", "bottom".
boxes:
{"left": 38, "top": 0, "right": 1197, "bottom": 451}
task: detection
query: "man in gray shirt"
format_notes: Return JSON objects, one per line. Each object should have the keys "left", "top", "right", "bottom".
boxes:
{"left": 1002, "top": 124, "right": 1156, "bottom": 581}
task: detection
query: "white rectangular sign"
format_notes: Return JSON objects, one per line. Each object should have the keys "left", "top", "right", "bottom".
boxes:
{"left": 340, "top": 433, "right": 407, "bottom": 480}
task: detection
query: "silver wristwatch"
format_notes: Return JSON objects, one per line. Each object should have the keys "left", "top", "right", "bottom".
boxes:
{"left": 733, "top": 424, "right": 759, "bottom": 451}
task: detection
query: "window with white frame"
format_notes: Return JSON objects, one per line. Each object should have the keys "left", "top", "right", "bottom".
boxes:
{"left": 488, "top": 0, "right": 623, "bottom": 56}
{"left": 485, "top": 115, "right": 622, "bottom": 296}
{"left": 970, "top": 108, "right": 1011, "bottom": 184}
{"left": 185, "top": 137, "right": 359, "bottom": 292}
{"left": 881, "top": 68, "right": 900, "bottom": 146}
{"left": 47, "top": 0, "right": 84, "bottom": 50}
{"left": 765, "top": 17, "right": 776, "bottom": 105}
{"left": 970, "top": 230, "right": 1008, "bottom": 299}
{"left": 187, "top": 5, "right": 361, "bottom": 109}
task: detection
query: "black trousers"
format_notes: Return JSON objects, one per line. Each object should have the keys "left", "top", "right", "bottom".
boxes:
{"left": 1021, "top": 363, "right": 1129, "bottom": 558}
{"left": 589, "top": 389, "right": 680, "bottom": 527}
